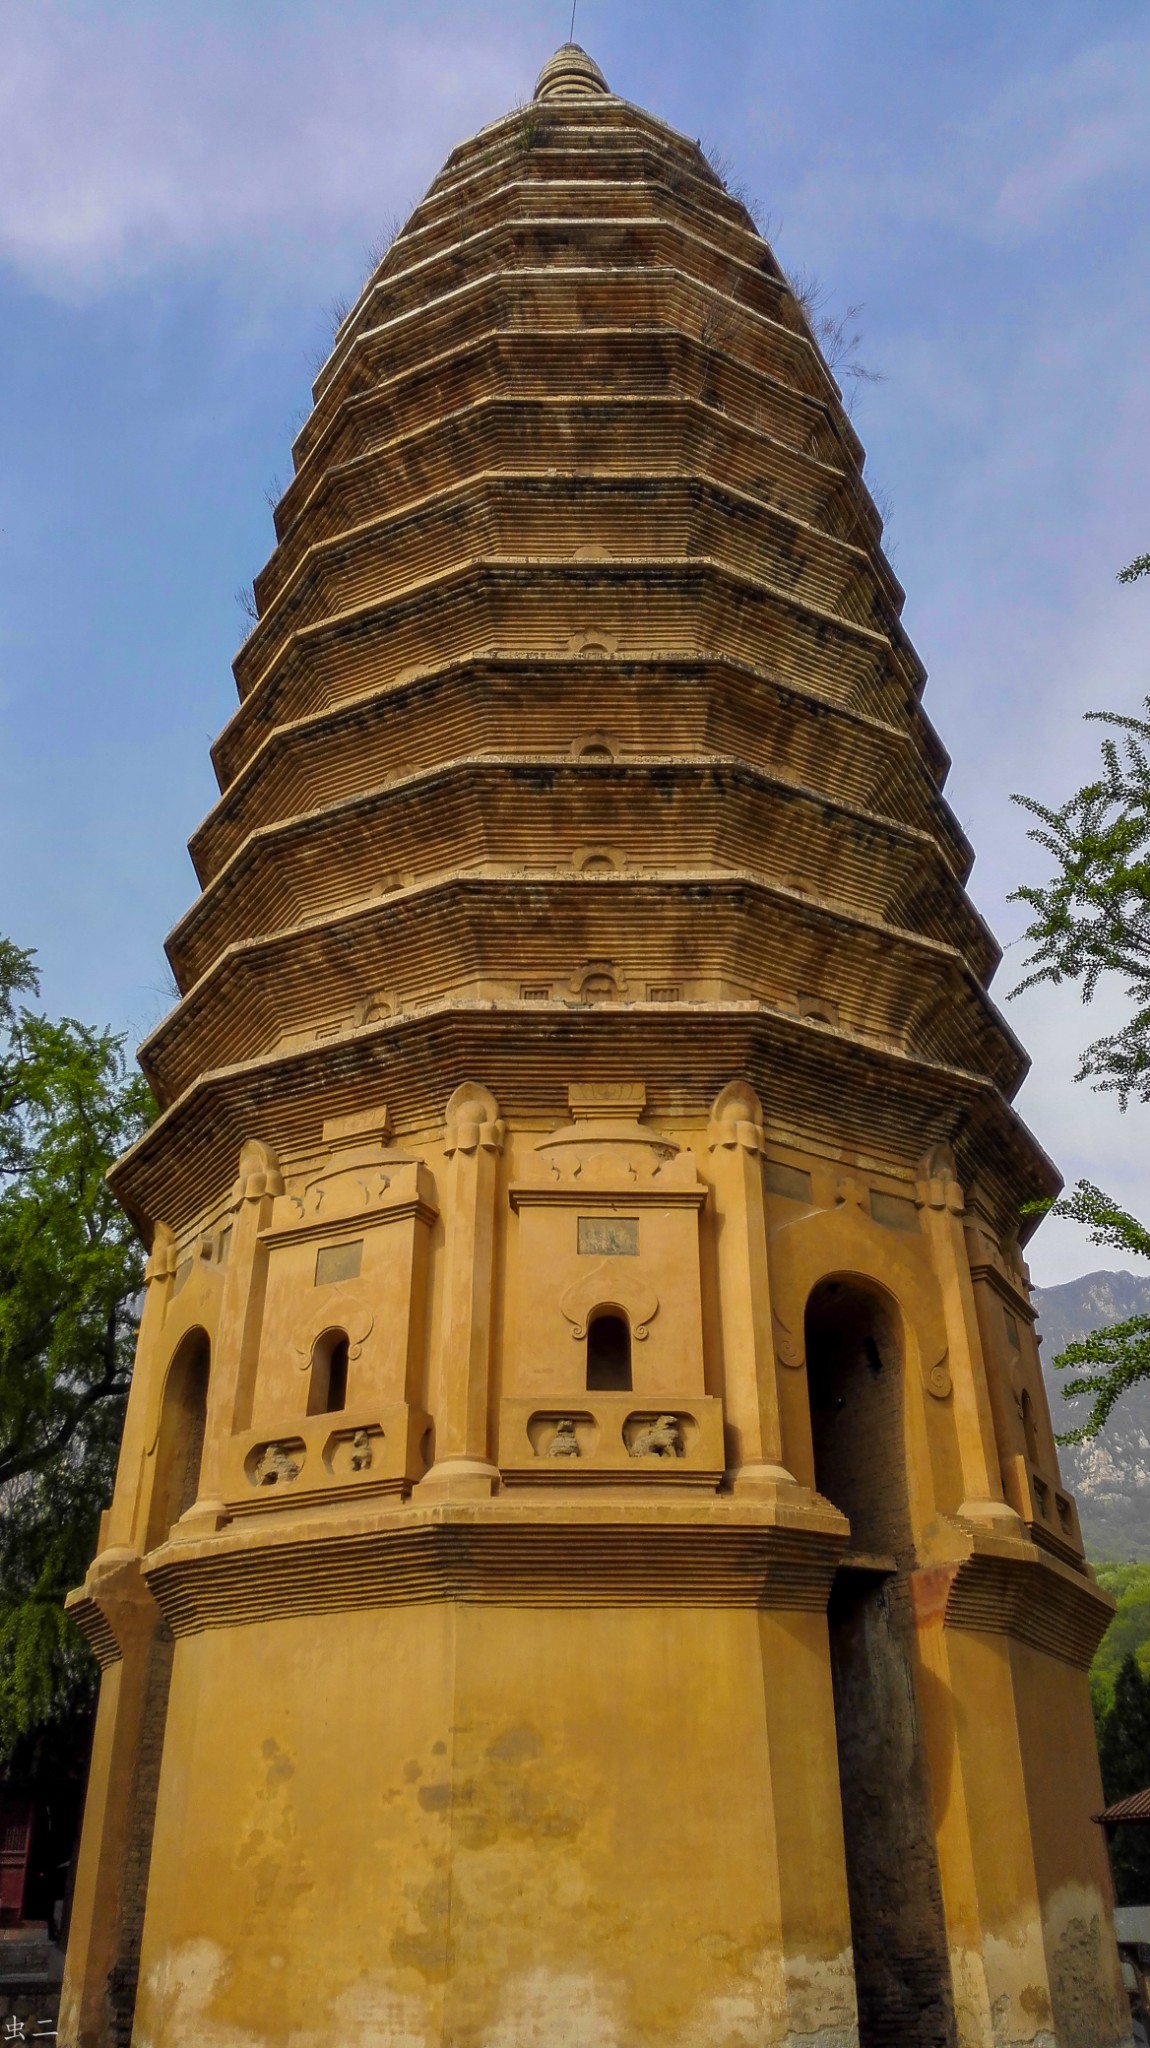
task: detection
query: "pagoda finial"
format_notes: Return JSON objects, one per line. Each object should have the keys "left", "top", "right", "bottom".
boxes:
{"left": 533, "top": 43, "right": 610, "bottom": 101}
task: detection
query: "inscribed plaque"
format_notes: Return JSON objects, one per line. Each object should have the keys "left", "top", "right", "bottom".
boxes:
{"left": 577, "top": 1217, "right": 638, "bottom": 1256}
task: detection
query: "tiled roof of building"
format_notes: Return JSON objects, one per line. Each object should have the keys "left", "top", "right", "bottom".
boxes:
{"left": 1096, "top": 1789, "right": 1150, "bottom": 1826}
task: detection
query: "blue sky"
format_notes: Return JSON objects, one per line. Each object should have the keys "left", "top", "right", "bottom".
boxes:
{"left": 1, "top": 0, "right": 1148, "bottom": 1284}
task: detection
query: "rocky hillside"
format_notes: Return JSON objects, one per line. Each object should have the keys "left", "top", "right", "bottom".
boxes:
{"left": 1033, "top": 1270, "right": 1150, "bottom": 1561}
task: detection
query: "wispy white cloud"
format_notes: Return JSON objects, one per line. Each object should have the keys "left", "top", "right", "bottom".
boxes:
{"left": 978, "top": 36, "right": 1150, "bottom": 235}
{"left": 0, "top": 4, "right": 529, "bottom": 292}
{"left": 785, "top": 27, "right": 1150, "bottom": 251}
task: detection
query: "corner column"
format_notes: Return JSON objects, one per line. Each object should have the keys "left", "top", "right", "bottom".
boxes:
{"left": 910, "top": 1564, "right": 1129, "bottom": 2046}
{"left": 101, "top": 1223, "right": 178, "bottom": 1555}
{"left": 59, "top": 1559, "right": 169, "bottom": 2048}
{"left": 707, "top": 1081, "right": 796, "bottom": 1494}
{"left": 418, "top": 1082, "right": 504, "bottom": 1500}
{"left": 915, "top": 1148, "right": 1018, "bottom": 1531}
{"left": 181, "top": 1138, "right": 283, "bottom": 1529}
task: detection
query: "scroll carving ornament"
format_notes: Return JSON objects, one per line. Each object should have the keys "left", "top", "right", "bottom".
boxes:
{"left": 560, "top": 1261, "right": 659, "bottom": 1342}
{"left": 292, "top": 1298, "right": 375, "bottom": 1370}
{"left": 232, "top": 1137, "right": 285, "bottom": 1205}
{"left": 915, "top": 1141, "right": 965, "bottom": 1216}
{"left": 925, "top": 1350, "right": 952, "bottom": 1400}
{"left": 443, "top": 1081, "right": 505, "bottom": 1157}
{"left": 144, "top": 1220, "right": 179, "bottom": 1286}
{"left": 707, "top": 1079, "right": 765, "bottom": 1155}
{"left": 772, "top": 1304, "right": 950, "bottom": 1400}
{"left": 771, "top": 1313, "right": 804, "bottom": 1370}
{"left": 290, "top": 1165, "right": 393, "bottom": 1222}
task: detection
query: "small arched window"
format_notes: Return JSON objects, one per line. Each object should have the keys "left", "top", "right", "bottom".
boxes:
{"left": 587, "top": 1311, "right": 631, "bottom": 1392}
{"left": 308, "top": 1330, "right": 350, "bottom": 1415}
{"left": 1020, "top": 1388, "right": 1040, "bottom": 1467}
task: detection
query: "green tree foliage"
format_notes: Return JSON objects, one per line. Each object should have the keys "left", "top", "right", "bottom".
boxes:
{"left": 1011, "top": 552, "right": 1150, "bottom": 1438}
{"left": 1011, "top": 700, "right": 1150, "bottom": 1108}
{"left": 0, "top": 938, "right": 152, "bottom": 1759}
{"left": 1091, "top": 1563, "right": 1150, "bottom": 1718}
{"left": 1030, "top": 1187, "right": 1150, "bottom": 1441}
{"left": 1098, "top": 1653, "right": 1150, "bottom": 1905}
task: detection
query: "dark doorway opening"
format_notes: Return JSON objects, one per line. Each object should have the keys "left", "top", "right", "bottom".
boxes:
{"left": 145, "top": 1329, "right": 210, "bottom": 1550}
{"left": 586, "top": 1312, "right": 631, "bottom": 1391}
{"left": 806, "top": 1277, "right": 956, "bottom": 2048}
{"left": 309, "top": 1331, "right": 350, "bottom": 1414}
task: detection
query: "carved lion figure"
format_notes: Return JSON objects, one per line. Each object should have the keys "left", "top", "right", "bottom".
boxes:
{"left": 628, "top": 1414, "right": 683, "bottom": 1459}
{"left": 546, "top": 1417, "right": 581, "bottom": 1458}
{"left": 256, "top": 1442, "right": 301, "bottom": 1486}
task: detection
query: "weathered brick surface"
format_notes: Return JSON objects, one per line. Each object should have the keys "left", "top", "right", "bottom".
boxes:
{"left": 809, "top": 1278, "right": 957, "bottom": 2048}
{"left": 103, "top": 1624, "right": 174, "bottom": 2048}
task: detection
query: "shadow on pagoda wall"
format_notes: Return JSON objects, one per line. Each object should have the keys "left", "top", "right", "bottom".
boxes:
{"left": 102, "top": 1329, "right": 210, "bottom": 2046}
{"left": 146, "top": 1330, "right": 209, "bottom": 1548}
{"left": 807, "top": 1274, "right": 957, "bottom": 2048}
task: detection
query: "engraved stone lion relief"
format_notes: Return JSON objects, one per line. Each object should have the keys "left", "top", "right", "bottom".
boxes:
{"left": 248, "top": 1439, "right": 305, "bottom": 1487}
{"left": 546, "top": 1418, "right": 582, "bottom": 1459}
{"left": 627, "top": 1414, "right": 684, "bottom": 1459}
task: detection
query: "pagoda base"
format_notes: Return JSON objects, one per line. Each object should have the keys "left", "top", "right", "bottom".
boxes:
{"left": 59, "top": 1502, "right": 1131, "bottom": 2048}
{"left": 111, "top": 1572, "right": 859, "bottom": 2044}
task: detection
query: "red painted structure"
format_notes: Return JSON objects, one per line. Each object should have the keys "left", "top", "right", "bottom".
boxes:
{"left": 0, "top": 1799, "right": 32, "bottom": 1926}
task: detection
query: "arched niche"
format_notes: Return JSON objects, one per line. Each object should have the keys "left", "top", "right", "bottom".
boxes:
{"left": 586, "top": 1309, "right": 632, "bottom": 1392}
{"left": 804, "top": 1273, "right": 909, "bottom": 1559}
{"left": 766, "top": 1193, "right": 958, "bottom": 1512}
{"left": 308, "top": 1328, "right": 350, "bottom": 1415}
{"left": 803, "top": 1271, "right": 955, "bottom": 2047}
{"left": 145, "top": 1329, "right": 210, "bottom": 1550}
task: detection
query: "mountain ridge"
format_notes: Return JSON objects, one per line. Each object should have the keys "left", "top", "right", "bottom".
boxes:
{"left": 1033, "top": 1268, "right": 1150, "bottom": 1561}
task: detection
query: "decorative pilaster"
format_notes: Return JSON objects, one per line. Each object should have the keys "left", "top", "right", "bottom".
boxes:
{"left": 182, "top": 1138, "right": 283, "bottom": 1527}
{"left": 915, "top": 1146, "right": 1020, "bottom": 1531}
{"left": 418, "top": 1082, "right": 504, "bottom": 1499}
{"left": 59, "top": 1556, "right": 169, "bottom": 2048}
{"left": 910, "top": 1560, "right": 1127, "bottom": 2046}
{"left": 707, "top": 1081, "right": 796, "bottom": 1493}
{"left": 101, "top": 1222, "right": 178, "bottom": 1557}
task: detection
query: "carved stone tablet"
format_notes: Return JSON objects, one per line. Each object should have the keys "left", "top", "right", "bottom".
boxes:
{"left": 577, "top": 1217, "right": 638, "bottom": 1256}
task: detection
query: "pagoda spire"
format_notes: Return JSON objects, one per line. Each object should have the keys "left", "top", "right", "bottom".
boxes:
{"left": 533, "top": 41, "right": 610, "bottom": 99}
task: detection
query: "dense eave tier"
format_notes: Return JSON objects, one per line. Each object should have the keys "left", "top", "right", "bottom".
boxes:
{"left": 112, "top": 1005, "right": 1055, "bottom": 1243}
{"left": 248, "top": 474, "right": 903, "bottom": 676}
{"left": 129, "top": 68, "right": 1049, "bottom": 1238}
{"left": 142, "top": 875, "right": 1025, "bottom": 1106}
{"left": 219, "top": 559, "right": 929, "bottom": 780}
{"left": 267, "top": 339, "right": 881, "bottom": 575}
{"left": 168, "top": 759, "right": 997, "bottom": 992}
{"left": 190, "top": 659, "right": 971, "bottom": 886}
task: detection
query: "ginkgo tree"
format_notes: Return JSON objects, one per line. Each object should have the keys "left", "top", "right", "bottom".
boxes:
{"left": 1012, "top": 551, "right": 1150, "bottom": 1440}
